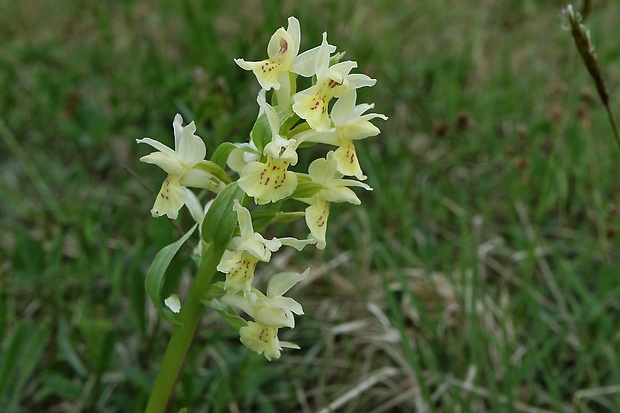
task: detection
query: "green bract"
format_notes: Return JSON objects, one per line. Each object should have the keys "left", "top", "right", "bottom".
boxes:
{"left": 209, "top": 142, "right": 238, "bottom": 170}
{"left": 250, "top": 113, "right": 272, "bottom": 154}
{"left": 290, "top": 180, "right": 324, "bottom": 199}
{"left": 201, "top": 183, "right": 246, "bottom": 246}
{"left": 203, "top": 298, "right": 248, "bottom": 331}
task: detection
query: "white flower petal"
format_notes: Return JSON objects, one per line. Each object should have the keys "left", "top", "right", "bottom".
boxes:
{"left": 294, "top": 128, "right": 338, "bottom": 146}
{"left": 280, "top": 340, "right": 300, "bottom": 350}
{"left": 331, "top": 90, "right": 357, "bottom": 126}
{"left": 267, "top": 269, "right": 310, "bottom": 298}
{"left": 227, "top": 141, "right": 260, "bottom": 173}
{"left": 286, "top": 16, "right": 301, "bottom": 57}
{"left": 274, "top": 71, "right": 293, "bottom": 106}
{"left": 268, "top": 296, "right": 304, "bottom": 316}
{"left": 278, "top": 237, "right": 316, "bottom": 251}
{"left": 341, "top": 121, "right": 382, "bottom": 141}
{"left": 292, "top": 43, "right": 336, "bottom": 77}
{"left": 328, "top": 60, "right": 357, "bottom": 86}
{"left": 264, "top": 136, "right": 299, "bottom": 165}
{"left": 184, "top": 188, "right": 204, "bottom": 223}
{"left": 164, "top": 294, "right": 182, "bottom": 313}
{"left": 266, "top": 28, "right": 290, "bottom": 62}
{"left": 180, "top": 167, "right": 223, "bottom": 192}
{"left": 241, "top": 234, "right": 273, "bottom": 262}
{"left": 221, "top": 293, "right": 255, "bottom": 318}
{"left": 217, "top": 249, "right": 238, "bottom": 273}
{"left": 175, "top": 121, "right": 206, "bottom": 167}
{"left": 359, "top": 112, "right": 388, "bottom": 123}
{"left": 151, "top": 177, "right": 187, "bottom": 219}
{"left": 265, "top": 237, "right": 283, "bottom": 252}
{"left": 348, "top": 73, "right": 377, "bottom": 89}
{"left": 257, "top": 90, "right": 281, "bottom": 139}
{"left": 254, "top": 306, "right": 295, "bottom": 329}
{"left": 292, "top": 86, "right": 331, "bottom": 132}
{"left": 305, "top": 199, "right": 329, "bottom": 249}
{"left": 308, "top": 155, "right": 340, "bottom": 184}
{"left": 322, "top": 185, "right": 361, "bottom": 205}
{"left": 314, "top": 32, "right": 331, "bottom": 79}
{"left": 136, "top": 137, "right": 177, "bottom": 157}
{"left": 234, "top": 58, "right": 282, "bottom": 90}
{"left": 139, "top": 151, "right": 184, "bottom": 176}
{"left": 173, "top": 113, "right": 184, "bottom": 149}
{"left": 333, "top": 140, "right": 366, "bottom": 180}
{"left": 233, "top": 199, "right": 254, "bottom": 238}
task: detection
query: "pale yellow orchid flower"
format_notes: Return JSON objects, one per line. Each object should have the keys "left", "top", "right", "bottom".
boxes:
{"left": 137, "top": 114, "right": 220, "bottom": 219}
{"left": 292, "top": 33, "right": 376, "bottom": 131}
{"left": 295, "top": 89, "right": 387, "bottom": 179}
{"left": 300, "top": 152, "right": 372, "bottom": 248}
{"left": 238, "top": 91, "right": 299, "bottom": 204}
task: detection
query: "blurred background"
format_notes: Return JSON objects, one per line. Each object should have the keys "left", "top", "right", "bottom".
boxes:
{"left": 2, "top": 0, "right": 620, "bottom": 412}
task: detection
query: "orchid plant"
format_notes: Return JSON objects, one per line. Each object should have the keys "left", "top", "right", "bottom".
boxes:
{"left": 138, "top": 16, "right": 385, "bottom": 412}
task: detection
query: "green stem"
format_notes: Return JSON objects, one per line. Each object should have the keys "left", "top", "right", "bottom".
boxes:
{"left": 144, "top": 244, "right": 225, "bottom": 413}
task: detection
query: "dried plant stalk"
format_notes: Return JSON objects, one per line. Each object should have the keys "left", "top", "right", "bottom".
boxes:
{"left": 563, "top": 4, "right": 620, "bottom": 149}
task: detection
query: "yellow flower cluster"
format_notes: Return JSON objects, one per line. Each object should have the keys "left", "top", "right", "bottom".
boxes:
{"left": 137, "top": 16, "right": 385, "bottom": 360}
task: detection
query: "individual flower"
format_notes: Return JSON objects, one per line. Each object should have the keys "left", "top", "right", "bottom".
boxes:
{"left": 292, "top": 33, "right": 376, "bottom": 131}
{"left": 295, "top": 90, "right": 387, "bottom": 180}
{"left": 238, "top": 91, "right": 299, "bottom": 204}
{"left": 223, "top": 269, "right": 309, "bottom": 328}
{"left": 137, "top": 114, "right": 221, "bottom": 219}
{"left": 239, "top": 321, "right": 300, "bottom": 361}
{"left": 223, "top": 269, "right": 309, "bottom": 360}
{"left": 234, "top": 16, "right": 301, "bottom": 92}
{"left": 217, "top": 200, "right": 282, "bottom": 294}
{"left": 234, "top": 16, "right": 336, "bottom": 99}
{"left": 299, "top": 152, "right": 372, "bottom": 248}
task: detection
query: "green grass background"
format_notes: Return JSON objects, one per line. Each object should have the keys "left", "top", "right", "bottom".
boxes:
{"left": 2, "top": 0, "right": 620, "bottom": 412}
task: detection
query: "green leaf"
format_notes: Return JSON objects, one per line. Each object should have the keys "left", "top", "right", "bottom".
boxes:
{"left": 6, "top": 322, "right": 49, "bottom": 411}
{"left": 145, "top": 225, "right": 197, "bottom": 325}
{"left": 42, "top": 372, "right": 82, "bottom": 400}
{"left": 210, "top": 142, "right": 237, "bottom": 169}
{"left": 56, "top": 320, "right": 87, "bottom": 378}
{"left": 251, "top": 105, "right": 299, "bottom": 153}
{"left": 201, "top": 183, "right": 245, "bottom": 246}
{"left": 0, "top": 320, "right": 31, "bottom": 396}
{"left": 203, "top": 299, "right": 248, "bottom": 331}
